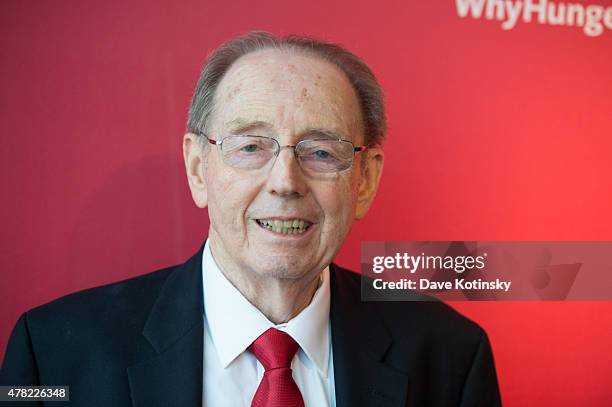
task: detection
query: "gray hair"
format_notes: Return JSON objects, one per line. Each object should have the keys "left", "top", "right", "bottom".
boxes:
{"left": 186, "top": 31, "right": 386, "bottom": 146}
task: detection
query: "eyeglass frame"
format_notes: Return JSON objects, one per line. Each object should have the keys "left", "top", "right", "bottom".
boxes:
{"left": 196, "top": 132, "right": 371, "bottom": 173}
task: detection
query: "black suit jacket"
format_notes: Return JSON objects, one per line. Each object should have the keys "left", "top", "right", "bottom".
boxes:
{"left": 1, "top": 245, "right": 501, "bottom": 406}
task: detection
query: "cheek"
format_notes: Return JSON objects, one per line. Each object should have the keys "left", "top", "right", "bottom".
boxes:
{"left": 206, "top": 167, "right": 262, "bottom": 229}
{"left": 318, "top": 175, "right": 358, "bottom": 230}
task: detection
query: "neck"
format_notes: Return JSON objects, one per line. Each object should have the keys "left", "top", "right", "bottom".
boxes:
{"left": 209, "top": 238, "right": 322, "bottom": 324}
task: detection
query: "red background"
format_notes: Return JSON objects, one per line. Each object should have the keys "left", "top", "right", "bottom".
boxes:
{"left": 1, "top": 1, "right": 611, "bottom": 405}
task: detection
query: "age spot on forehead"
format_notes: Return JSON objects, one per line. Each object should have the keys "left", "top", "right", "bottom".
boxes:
{"left": 300, "top": 87, "right": 309, "bottom": 101}
{"left": 226, "top": 86, "right": 241, "bottom": 102}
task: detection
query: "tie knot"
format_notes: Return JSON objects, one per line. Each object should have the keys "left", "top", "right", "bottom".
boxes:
{"left": 248, "top": 328, "right": 299, "bottom": 371}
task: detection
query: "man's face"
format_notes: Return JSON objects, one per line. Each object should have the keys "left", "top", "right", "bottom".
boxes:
{"left": 186, "top": 49, "right": 382, "bottom": 281}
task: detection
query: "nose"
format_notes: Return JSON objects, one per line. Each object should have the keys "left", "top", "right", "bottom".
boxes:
{"left": 265, "top": 146, "right": 309, "bottom": 198}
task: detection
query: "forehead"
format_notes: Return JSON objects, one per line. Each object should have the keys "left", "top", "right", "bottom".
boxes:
{"left": 212, "top": 48, "right": 364, "bottom": 140}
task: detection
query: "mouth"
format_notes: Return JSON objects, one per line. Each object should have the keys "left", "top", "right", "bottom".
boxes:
{"left": 255, "top": 218, "right": 313, "bottom": 235}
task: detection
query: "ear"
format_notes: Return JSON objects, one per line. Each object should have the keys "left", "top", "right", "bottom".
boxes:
{"left": 355, "top": 147, "right": 384, "bottom": 220}
{"left": 183, "top": 133, "right": 208, "bottom": 208}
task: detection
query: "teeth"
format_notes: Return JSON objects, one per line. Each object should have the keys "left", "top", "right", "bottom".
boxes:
{"left": 257, "top": 219, "right": 310, "bottom": 234}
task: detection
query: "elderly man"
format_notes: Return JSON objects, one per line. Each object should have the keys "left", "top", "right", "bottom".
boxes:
{"left": 1, "top": 32, "right": 501, "bottom": 406}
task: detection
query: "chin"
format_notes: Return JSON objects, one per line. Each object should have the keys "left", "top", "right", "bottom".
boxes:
{"left": 254, "top": 258, "right": 315, "bottom": 280}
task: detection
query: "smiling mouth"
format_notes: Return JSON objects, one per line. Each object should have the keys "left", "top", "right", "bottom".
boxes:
{"left": 256, "top": 219, "right": 312, "bottom": 234}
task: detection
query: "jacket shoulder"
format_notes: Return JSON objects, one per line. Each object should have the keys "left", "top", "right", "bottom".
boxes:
{"left": 28, "top": 266, "right": 176, "bottom": 322}
{"left": 331, "top": 264, "right": 485, "bottom": 347}
{"left": 22, "top": 266, "right": 179, "bottom": 357}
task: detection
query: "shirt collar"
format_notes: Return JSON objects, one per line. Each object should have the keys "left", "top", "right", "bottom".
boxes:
{"left": 201, "top": 239, "right": 330, "bottom": 377}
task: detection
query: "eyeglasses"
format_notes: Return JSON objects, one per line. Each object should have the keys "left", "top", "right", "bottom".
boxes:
{"left": 198, "top": 133, "right": 368, "bottom": 173}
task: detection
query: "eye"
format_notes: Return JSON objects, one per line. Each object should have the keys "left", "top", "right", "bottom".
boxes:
{"left": 240, "top": 143, "right": 261, "bottom": 153}
{"left": 314, "top": 150, "right": 331, "bottom": 159}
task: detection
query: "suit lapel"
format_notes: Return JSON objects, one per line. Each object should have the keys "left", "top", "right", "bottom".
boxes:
{"left": 330, "top": 264, "right": 409, "bottom": 407}
{"left": 127, "top": 247, "right": 204, "bottom": 407}
{"left": 125, "top": 251, "right": 408, "bottom": 407}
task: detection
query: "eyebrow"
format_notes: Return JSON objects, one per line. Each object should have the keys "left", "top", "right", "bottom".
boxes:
{"left": 302, "top": 128, "right": 344, "bottom": 140}
{"left": 225, "top": 118, "right": 273, "bottom": 135}
{"left": 225, "top": 118, "right": 346, "bottom": 140}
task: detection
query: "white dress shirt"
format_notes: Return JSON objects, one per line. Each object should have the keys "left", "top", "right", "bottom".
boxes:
{"left": 201, "top": 239, "right": 336, "bottom": 407}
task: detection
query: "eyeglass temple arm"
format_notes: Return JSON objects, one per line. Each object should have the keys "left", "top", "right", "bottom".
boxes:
{"left": 198, "top": 132, "right": 218, "bottom": 145}
{"left": 354, "top": 144, "right": 372, "bottom": 154}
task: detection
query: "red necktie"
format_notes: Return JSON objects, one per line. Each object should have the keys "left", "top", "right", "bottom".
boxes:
{"left": 248, "top": 328, "right": 305, "bottom": 407}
